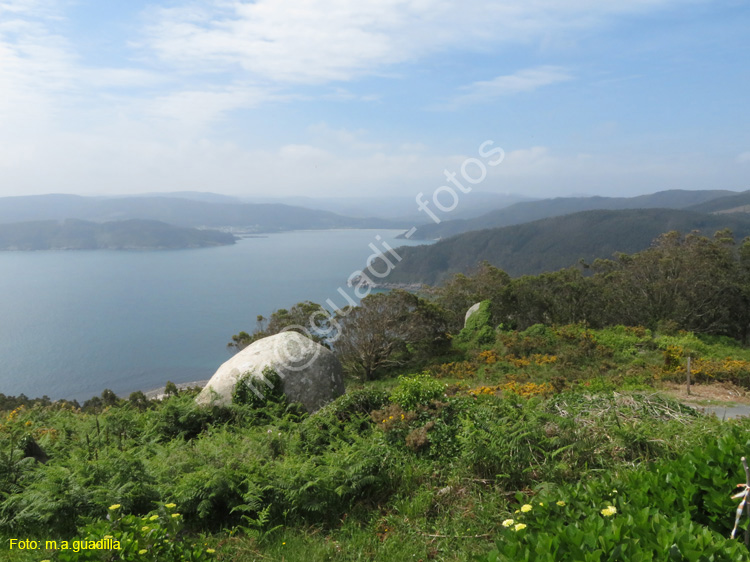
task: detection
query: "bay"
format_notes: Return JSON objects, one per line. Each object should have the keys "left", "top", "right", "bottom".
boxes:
{"left": 0, "top": 229, "right": 428, "bottom": 402}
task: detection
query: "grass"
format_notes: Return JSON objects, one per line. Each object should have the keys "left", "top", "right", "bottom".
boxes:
{"left": 3, "top": 324, "right": 750, "bottom": 561}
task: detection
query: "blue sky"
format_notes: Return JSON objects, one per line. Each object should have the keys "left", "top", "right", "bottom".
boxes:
{"left": 0, "top": 0, "right": 748, "bottom": 199}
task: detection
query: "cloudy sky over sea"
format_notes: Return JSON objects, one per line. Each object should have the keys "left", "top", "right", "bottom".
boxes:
{"left": 0, "top": 0, "right": 748, "bottom": 199}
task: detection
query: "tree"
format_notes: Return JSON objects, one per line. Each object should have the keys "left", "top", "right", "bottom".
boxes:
{"left": 501, "top": 267, "right": 597, "bottom": 330}
{"left": 164, "top": 381, "right": 179, "bottom": 397}
{"left": 128, "top": 391, "right": 150, "bottom": 411}
{"left": 433, "top": 261, "right": 511, "bottom": 331}
{"left": 334, "top": 290, "right": 450, "bottom": 380}
{"left": 227, "top": 301, "right": 331, "bottom": 351}
{"left": 590, "top": 230, "right": 746, "bottom": 336}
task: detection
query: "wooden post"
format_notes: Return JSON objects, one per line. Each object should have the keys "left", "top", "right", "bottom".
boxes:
{"left": 743, "top": 457, "right": 750, "bottom": 547}
{"left": 686, "top": 356, "right": 691, "bottom": 395}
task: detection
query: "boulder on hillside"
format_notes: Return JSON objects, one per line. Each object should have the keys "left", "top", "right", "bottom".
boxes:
{"left": 458, "top": 300, "right": 495, "bottom": 345}
{"left": 464, "top": 302, "right": 482, "bottom": 328}
{"left": 196, "top": 331, "right": 345, "bottom": 413}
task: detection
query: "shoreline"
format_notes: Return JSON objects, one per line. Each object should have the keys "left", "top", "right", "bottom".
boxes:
{"left": 142, "top": 380, "right": 209, "bottom": 400}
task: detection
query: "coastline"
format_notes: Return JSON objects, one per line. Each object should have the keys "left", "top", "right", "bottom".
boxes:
{"left": 143, "top": 380, "right": 209, "bottom": 400}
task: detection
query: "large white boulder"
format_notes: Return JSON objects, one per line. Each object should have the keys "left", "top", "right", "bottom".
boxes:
{"left": 464, "top": 302, "right": 482, "bottom": 328}
{"left": 196, "top": 331, "right": 345, "bottom": 413}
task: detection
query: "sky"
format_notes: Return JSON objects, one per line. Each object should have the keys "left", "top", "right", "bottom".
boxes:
{"left": 0, "top": 0, "right": 748, "bottom": 200}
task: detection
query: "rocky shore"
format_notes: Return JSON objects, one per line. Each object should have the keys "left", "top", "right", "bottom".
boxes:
{"left": 349, "top": 274, "right": 425, "bottom": 291}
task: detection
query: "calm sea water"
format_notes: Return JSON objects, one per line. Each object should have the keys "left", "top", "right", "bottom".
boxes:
{"left": 0, "top": 230, "right": 427, "bottom": 402}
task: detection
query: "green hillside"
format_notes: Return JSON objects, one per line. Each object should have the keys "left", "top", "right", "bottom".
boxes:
{"left": 388, "top": 208, "right": 750, "bottom": 284}
{"left": 5, "top": 230, "right": 750, "bottom": 559}
{"left": 688, "top": 190, "right": 750, "bottom": 213}
{"left": 406, "top": 189, "right": 739, "bottom": 240}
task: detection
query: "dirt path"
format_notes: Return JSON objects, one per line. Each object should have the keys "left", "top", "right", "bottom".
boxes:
{"left": 660, "top": 382, "right": 750, "bottom": 420}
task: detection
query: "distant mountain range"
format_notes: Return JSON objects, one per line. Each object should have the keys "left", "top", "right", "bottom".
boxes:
{"left": 0, "top": 194, "right": 405, "bottom": 231}
{"left": 387, "top": 208, "right": 750, "bottom": 284}
{"left": 0, "top": 219, "right": 236, "bottom": 251}
{"left": 687, "top": 191, "right": 750, "bottom": 214}
{"left": 402, "top": 189, "right": 741, "bottom": 240}
{"left": 240, "top": 192, "right": 534, "bottom": 222}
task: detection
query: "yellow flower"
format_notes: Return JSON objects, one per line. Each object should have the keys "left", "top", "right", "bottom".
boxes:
{"left": 502, "top": 519, "right": 514, "bottom": 527}
{"left": 149, "top": 514, "right": 159, "bottom": 521}
{"left": 206, "top": 548, "right": 216, "bottom": 554}
{"left": 514, "top": 523, "right": 527, "bottom": 531}
{"left": 601, "top": 506, "right": 617, "bottom": 517}
{"left": 538, "top": 502, "right": 544, "bottom": 506}
{"left": 520, "top": 504, "right": 532, "bottom": 513}
{"left": 514, "top": 509, "right": 520, "bottom": 514}
{"left": 139, "top": 549, "right": 148, "bottom": 554}
{"left": 103, "top": 535, "right": 113, "bottom": 540}
{"left": 282, "top": 542, "right": 286, "bottom": 545}
{"left": 165, "top": 503, "right": 177, "bottom": 509}
{"left": 172, "top": 513, "right": 180, "bottom": 518}
{"left": 109, "top": 504, "right": 121, "bottom": 510}
{"left": 556, "top": 501, "right": 566, "bottom": 507}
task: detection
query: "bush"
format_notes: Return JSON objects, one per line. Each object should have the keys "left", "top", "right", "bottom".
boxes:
{"left": 457, "top": 300, "right": 495, "bottom": 345}
{"left": 390, "top": 374, "right": 446, "bottom": 410}
{"left": 232, "top": 367, "right": 285, "bottom": 408}
{"left": 56, "top": 502, "right": 217, "bottom": 561}
{"left": 480, "top": 419, "right": 750, "bottom": 561}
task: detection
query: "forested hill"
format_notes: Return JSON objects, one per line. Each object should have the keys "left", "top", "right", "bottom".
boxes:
{"left": 0, "top": 219, "right": 236, "bottom": 250}
{"left": 0, "top": 194, "right": 404, "bottom": 232}
{"left": 387, "top": 208, "right": 750, "bottom": 284}
{"left": 403, "top": 189, "right": 740, "bottom": 240}
{"left": 688, "top": 190, "right": 750, "bottom": 214}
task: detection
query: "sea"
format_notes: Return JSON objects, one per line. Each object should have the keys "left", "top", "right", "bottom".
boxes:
{"left": 0, "top": 229, "right": 428, "bottom": 402}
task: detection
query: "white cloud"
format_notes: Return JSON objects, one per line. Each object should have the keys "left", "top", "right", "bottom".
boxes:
{"left": 141, "top": 0, "right": 690, "bottom": 84}
{"left": 0, "top": 0, "right": 732, "bottom": 201}
{"left": 433, "top": 66, "right": 572, "bottom": 110}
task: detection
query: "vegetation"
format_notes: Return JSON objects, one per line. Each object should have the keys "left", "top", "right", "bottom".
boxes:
{"left": 427, "top": 230, "right": 750, "bottom": 342}
{"left": 389, "top": 208, "right": 750, "bottom": 282}
{"left": 334, "top": 290, "right": 450, "bottom": 380}
{"left": 227, "top": 301, "right": 331, "bottom": 351}
{"left": 406, "top": 188, "right": 740, "bottom": 241}
{"left": 8, "top": 228, "right": 750, "bottom": 559}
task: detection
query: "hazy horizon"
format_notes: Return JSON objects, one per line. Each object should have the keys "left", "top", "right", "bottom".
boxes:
{"left": 1, "top": 1, "right": 748, "bottom": 200}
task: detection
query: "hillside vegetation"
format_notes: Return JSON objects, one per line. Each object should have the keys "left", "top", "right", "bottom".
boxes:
{"left": 4, "top": 229, "right": 750, "bottom": 560}
{"left": 387, "top": 208, "right": 750, "bottom": 283}
{"left": 405, "top": 189, "right": 741, "bottom": 240}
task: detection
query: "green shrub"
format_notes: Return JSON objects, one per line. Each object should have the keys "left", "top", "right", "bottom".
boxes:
{"left": 480, "top": 419, "right": 750, "bottom": 561}
{"left": 55, "top": 502, "right": 217, "bottom": 561}
{"left": 390, "top": 374, "right": 446, "bottom": 410}
{"left": 232, "top": 367, "right": 285, "bottom": 408}
{"left": 457, "top": 301, "right": 495, "bottom": 345}
{"left": 501, "top": 324, "right": 558, "bottom": 356}
{"left": 151, "top": 394, "right": 232, "bottom": 441}
{"left": 592, "top": 325, "right": 652, "bottom": 360}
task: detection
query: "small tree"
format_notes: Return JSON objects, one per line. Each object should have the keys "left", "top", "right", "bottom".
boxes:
{"left": 228, "top": 301, "right": 330, "bottom": 351}
{"left": 164, "top": 381, "right": 179, "bottom": 397}
{"left": 335, "top": 290, "right": 449, "bottom": 380}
